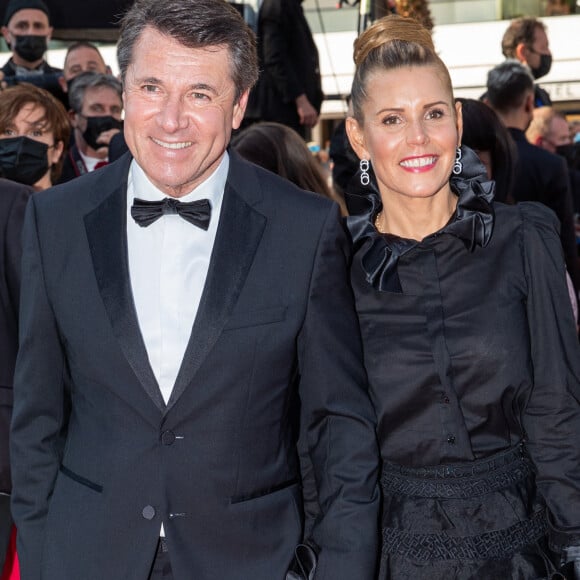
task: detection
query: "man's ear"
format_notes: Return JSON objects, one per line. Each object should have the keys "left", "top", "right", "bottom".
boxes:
{"left": 524, "top": 92, "right": 534, "bottom": 114}
{"left": 1, "top": 27, "right": 11, "bottom": 46}
{"left": 345, "top": 116, "right": 368, "bottom": 161}
{"left": 232, "top": 89, "right": 249, "bottom": 131}
{"left": 515, "top": 42, "right": 529, "bottom": 65}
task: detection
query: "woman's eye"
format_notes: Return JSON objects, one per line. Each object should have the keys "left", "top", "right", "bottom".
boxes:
{"left": 427, "top": 109, "right": 445, "bottom": 120}
{"left": 382, "top": 115, "right": 400, "bottom": 126}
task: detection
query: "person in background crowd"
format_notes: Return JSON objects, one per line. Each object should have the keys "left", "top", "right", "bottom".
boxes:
{"left": 345, "top": 14, "right": 580, "bottom": 579}
{"left": 244, "top": 0, "right": 323, "bottom": 139}
{"left": 527, "top": 106, "right": 580, "bottom": 216}
{"left": 457, "top": 97, "right": 517, "bottom": 203}
{"left": 0, "top": 83, "right": 69, "bottom": 190}
{"left": 231, "top": 121, "right": 347, "bottom": 214}
{"left": 527, "top": 107, "right": 573, "bottom": 153}
{"left": 0, "top": 0, "right": 63, "bottom": 102}
{"left": 0, "top": 178, "right": 33, "bottom": 580}
{"left": 58, "top": 41, "right": 110, "bottom": 95}
{"left": 500, "top": 17, "right": 552, "bottom": 107}
{"left": 58, "top": 72, "right": 123, "bottom": 182}
{"left": 9, "top": 1, "right": 380, "bottom": 579}
{"left": 486, "top": 60, "right": 580, "bottom": 305}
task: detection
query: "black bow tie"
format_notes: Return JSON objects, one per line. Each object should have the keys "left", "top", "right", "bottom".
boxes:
{"left": 131, "top": 197, "right": 211, "bottom": 229}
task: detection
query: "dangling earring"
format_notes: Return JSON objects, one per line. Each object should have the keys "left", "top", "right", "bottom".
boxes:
{"left": 360, "top": 158, "right": 370, "bottom": 185}
{"left": 452, "top": 146, "right": 463, "bottom": 175}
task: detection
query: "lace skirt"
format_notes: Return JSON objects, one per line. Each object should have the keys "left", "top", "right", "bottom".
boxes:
{"left": 379, "top": 445, "right": 558, "bottom": 579}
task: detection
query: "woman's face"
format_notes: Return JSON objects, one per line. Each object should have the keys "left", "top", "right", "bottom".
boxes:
{"left": 1, "top": 102, "right": 63, "bottom": 186}
{"left": 347, "top": 65, "right": 462, "bottom": 203}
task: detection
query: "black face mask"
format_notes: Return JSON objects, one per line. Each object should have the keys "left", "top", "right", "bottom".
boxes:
{"left": 81, "top": 116, "right": 123, "bottom": 150}
{"left": 0, "top": 136, "right": 49, "bottom": 186}
{"left": 530, "top": 53, "right": 552, "bottom": 80}
{"left": 555, "top": 143, "right": 580, "bottom": 171}
{"left": 12, "top": 35, "right": 48, "bottom": 63}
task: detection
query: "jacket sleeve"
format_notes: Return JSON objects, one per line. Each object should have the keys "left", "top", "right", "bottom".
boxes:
{"left": 296, "top": 203, "right": 380, "bottom": 580}
{"left": 546, "top": 156, "right": 580, "bottom": 296}
{"left": 10, "top": 197, "right": 69, "bottom": 580}
{"left": 519, "top": 202, "right": 580, "bottom": 555}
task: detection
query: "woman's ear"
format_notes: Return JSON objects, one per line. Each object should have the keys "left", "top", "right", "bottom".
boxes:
{"left": 455, "top": 99, "right": 463, "bottom": 146}
{"left": 51, "top": 140, "right": 65, "bottom": 166}
{"left": 346, "top": 116, "right": 368, "bottom": 161}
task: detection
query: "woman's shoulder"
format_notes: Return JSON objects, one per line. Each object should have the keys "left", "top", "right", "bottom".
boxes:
{"left": 493, "top": 201, "right": 560, "bottom": 237}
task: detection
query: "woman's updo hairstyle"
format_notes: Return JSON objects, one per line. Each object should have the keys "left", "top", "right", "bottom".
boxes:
{"left": 351, "top": 15, "right": 454, "bottom": 122}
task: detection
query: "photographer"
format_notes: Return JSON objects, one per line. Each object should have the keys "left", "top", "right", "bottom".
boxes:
{"left": 0, "top": 0, "right": 64, "bottom": 102}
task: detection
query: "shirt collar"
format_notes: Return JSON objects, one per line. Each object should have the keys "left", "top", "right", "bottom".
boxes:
{"left": 129, "top": 152, "right": 230, "bottom": 207}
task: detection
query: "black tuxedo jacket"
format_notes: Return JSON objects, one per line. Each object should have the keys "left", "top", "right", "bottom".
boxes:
{"left": 0, "top": 178, "right": 32, "bottom": 571}
{"left": 0, "top": 179, "right": 31, "bottom": 493}
{"left": 509, "top": 128, "right": 580, "bottom": 296}
{"left": 11, "top": 152, "right": 379, "bottom": 580}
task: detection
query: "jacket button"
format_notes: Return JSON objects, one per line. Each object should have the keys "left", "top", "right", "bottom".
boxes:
{"left": 443, "top": 396, "right": 450, "bottom": 404}
{"left": 142, "top": 505, "right": 156, "bottom": 520}
{"left": 447, "top": 435, "right": 456, "bottom": 444}
{"left": 161, "top": 430, "right": 176, "bottom": 445}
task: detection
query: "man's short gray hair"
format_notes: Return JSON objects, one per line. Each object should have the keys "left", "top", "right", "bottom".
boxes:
{"left": 116, "top": 0, "right": 259, "bottom": 102}
{"left": 68, "top": 72, "right": 123, "bottom": 114}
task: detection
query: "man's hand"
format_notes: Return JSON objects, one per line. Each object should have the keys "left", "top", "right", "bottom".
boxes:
{"left": 296, "top": 94, "right": 319, "bottom": 128}
{"left": 95, "top": 128, "right": 121, "bottom": 158}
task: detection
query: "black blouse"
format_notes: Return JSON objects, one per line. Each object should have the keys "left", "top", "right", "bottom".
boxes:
{"left": 346, "top": 146, "right": 580, "bottom": 544}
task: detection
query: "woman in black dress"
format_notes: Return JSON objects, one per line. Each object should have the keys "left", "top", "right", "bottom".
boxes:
{"left": 344, "top": 15, "right": 580, "bottom": 579}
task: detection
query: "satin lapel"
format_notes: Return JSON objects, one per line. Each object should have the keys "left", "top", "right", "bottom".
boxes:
{"left": 84, "top": 179, "right": 166, "bottom": 413}
{"left": 166, "top": 179, "right": 266, "bottom": 411}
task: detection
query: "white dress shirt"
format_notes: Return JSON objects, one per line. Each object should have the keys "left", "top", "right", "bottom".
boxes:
{"left": 126, "top": 154, "right": 228, "bottom": 404}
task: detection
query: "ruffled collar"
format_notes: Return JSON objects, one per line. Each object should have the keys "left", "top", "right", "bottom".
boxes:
{"left": 346, "top": 145, "right": 495, "bottom": 293}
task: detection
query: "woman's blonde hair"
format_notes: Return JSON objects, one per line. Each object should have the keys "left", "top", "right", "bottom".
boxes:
{"left": 350, "top": 15, "right": 453, "bottom": 122}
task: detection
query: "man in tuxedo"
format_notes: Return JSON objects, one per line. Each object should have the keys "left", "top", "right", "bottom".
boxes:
{"left": 10, "top": 1, "right": 380, "bottom": 579}
{"left": 0, "top": 178, "right": 32, "bottom": 575}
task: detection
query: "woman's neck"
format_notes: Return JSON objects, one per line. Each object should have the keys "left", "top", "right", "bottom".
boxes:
{"left": 376, "top": 187, "right": 457, "bottom": 241}
{"left": 34, "top": 174, "right": 52, "bottom": 192}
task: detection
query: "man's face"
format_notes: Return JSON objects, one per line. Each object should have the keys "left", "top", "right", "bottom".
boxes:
{"left": 122, "top": 26, "right": 248, "bottom": 198}
{"left": 63, "top": 47, "right": 108, "bottom": 82}
{"left": 524, "top": 27, "right": 551, "bottom": 70}
{"left": 2, "top": 8, "right": 51, "bottom": 46}
{"left": 72, "top": 86, "right": 123, "bottom": 152}
{"left": 543, "top": 116, "right": 572, "bottom": 153}
{"left": 79, "top": 86, "right": 123, "bottom": 121}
